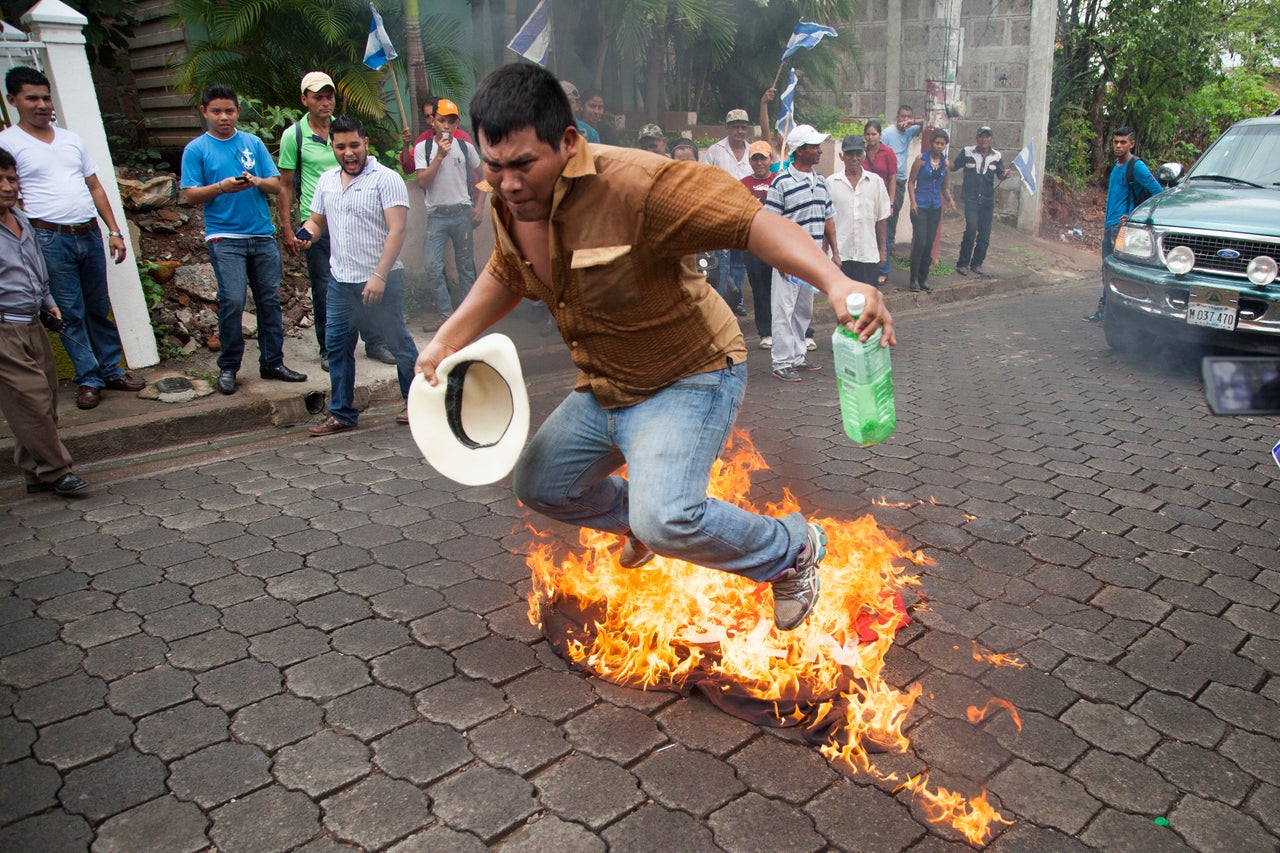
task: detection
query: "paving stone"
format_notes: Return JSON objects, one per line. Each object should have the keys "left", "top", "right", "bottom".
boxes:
{"left": 331, "top": 618, "right": 411, "bottom": 659}
{"left": 1040, "top": 626, "right": 1122, "bottom": 663}
{"left": 415, "top": 677, "right": 507, "bottom": 730}
{"left": 296, "top": 591, "right": 370, "bottom": 631}
{"left": 231, "top": 694, "right": 326, "bottom": 752}
{"left": 19, "top": 569, "right": 90, "bottom": 600}
{"left": 503, "top": 668, "right": 597, "bottom": 722}
{"left": 371, "top": 645, "right": 455, "bottom": 692}
{"left": 1055, "top": 661, "right": 1144, "bottom": 711}
{"left": 1090, "top": 587, "right": 1171, "bottom": 624}
{"left": 635, "top": 743, "right": 746, "bottom": 817}
{"left": 192, "top": 574, "right": 265, "bottom": 607}
{"left": 803, "top": 779, "right": 926, "bottom": 853}
{"left": 0, "top": 757, "right": 60, "bottom": 824}
{"left": 322, "top": 773, "right": 432, "bottom": 850}
{"left": 37, "top": 589, "right": 113, "bottom": 621}
{"left": 985, "top": 822, "right": 1092, "bottom": 852}
{"left": 167, "top": 628, "right": 249, "bottom": 671}
{"left": 272, "top": 730, "right": 372, "bottom": 797}
{"left": 107, "top": 665, "right": 196, "bottom": 718}
{"left": 266, "top": 568, "right": 337, "bottom": 603}
{"left": 1078, "top": 809, "right": 1193, "bottom": 853}
{"left": 369, "top": 584, "right": 446, "bottom": 621}
{"left": 387, "top": 826, "right": 486, "bottom": 853}
{"left": 988, "top": 759, "right": 1101, "bottom": 836}
{"left": 563, "top": 702, "right": 668, "bottom": 763}
{"left": 909, "top": 715, "right": 1010, "bottom": 783}
{"left": 12, "top": 672, "right": 107, "bottom": 725}
{"left": 210, "top": 786, "right": 321, "bottom": 853}
{"left": 499, "top": 815, "right": 605, "bottom": 853}
{"left": 1163, "top": 610, "right": 1246, "bottom": 651}
{"left": 284, "top": 651, "right": 371, "bottom": 701}
{"left": 1066, "top": 749, "right": 1177, "bottom": 813}
{"left": 334, "top": 565, "right": 405, "bottom": 597}
{"left": 1168, "top": 794, "right": 1275, "bottom": 853}
{"left": 428, "top": 763, "right": 538, "bottom": 843}
{"left": 0, "top": 615, "right": 59, "bottom": 655}
{"left": 249, "top": 624, "right": 331, "bottom": 667}
{"left": 58, "top": 748, "right": 167, "bottom": 821}
{"left": 1177, "top": 644, "right": 1265, "bottom": 690}
{"left": 451, "top": 635, "right": 540, "bottom": 684}
{"left": 600, "top": 802, "right": 719, "bottom": 853}
{"left": 1060, "top": 701, "right": 1162, "bottom": 759}
{"left": 1148, "top": 742, "right": 1253, "bottom": 806}
{"left": 141, "top": 601, "right": 221, "bottom": 641}
{"left": 909, "top": 632, "right": 990, "bottom": 677}
{"left": 1244, "top": 783, "right": 1280, "bottom": 837}
{"left": 0, "top": 640, "right": 84, "bottom": 687}
{"left": 167, "top": 741, "right": 273, "bottom": 808}
{"left": 324, "top": 684, "right": 416, "bottom": 741}
{"left": 192, "top": 658, "right": 282, "bottom": 711}
{"left": 1116, "top": 654, "right": 1209, "bottom": 699}
{"left": 656, "top": 694, "right": 757, "bottom": 757}
{"left": 914, "top": 671, "right": 995, "bottom": 719}
{"left": 1220, "top": 730, "right": 1280, "bottom": 787}
{"left": 220, "top": 597, "right": 297, "bottom": 636}
{"left": 986, "top": 710, "right": 1087, "bottom": 771}
{"left": 1199, "top": 682, "right": 1280, "bottom": 736}
{"left": 470, "top": 711, "right": 571, "bottom": 775}
{"left": 533, "top": 753, "right": 644, "bottom": 830}
{"left": 0, "top": 812, "right": 92, "bottom": 852}
{"left": 410, "top": 608, "right": 489, "bottom": 650}
{"left": 708, "top": 792, "right": 826, "bottom": 853}
{"left": 91, "top": 795, "right": 211, "bottom": 853}
{"left": 1131, "top": 690, "right": 1226, "bottom": 747}
{"left": 133, "top": 700, "right": 229, "bottom": 760}
{"left": 33, "top": 707, "right": 134, "bottom": 769}
{"left": 0, "top": 715, "right": 34, "bottom": 764}
{"left": 373, "top": 720, "right": 473, "bottom": 785}
{"left": 980, "top": 665, "right": 1078, "bottom": 717}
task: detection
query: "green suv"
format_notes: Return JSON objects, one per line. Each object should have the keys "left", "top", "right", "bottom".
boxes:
{"left": 1103, "top": 114, "right": 1280, "bottom": 354}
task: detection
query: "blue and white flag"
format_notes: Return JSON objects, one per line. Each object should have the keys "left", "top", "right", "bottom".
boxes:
{"left": 775, "top": 68, "right": 797, "bottom": 136}
{"left": 1012, "top": 139, "right": 1037, "bottom": 193}
{"left": 781, "top": 21, "right": 838, "bottom": 61}
{"left": 508, "top": 0, "right": 552, "bottom": 67}
{"left": 363, "top": 4, "right": 397, "bottom": 70}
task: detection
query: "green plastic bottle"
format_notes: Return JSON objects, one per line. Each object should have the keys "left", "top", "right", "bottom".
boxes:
{"left": 832, "top": 293, "right": 896, "bottom": 445}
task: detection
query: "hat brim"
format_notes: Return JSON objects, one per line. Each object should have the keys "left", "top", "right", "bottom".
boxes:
{"left": 407, "top": 333, "right": 530, "bottom": 486}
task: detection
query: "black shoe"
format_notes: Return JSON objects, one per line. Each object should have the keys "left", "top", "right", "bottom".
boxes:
{"left": 920, "top": 281, "right": 933, "bottom": 293}
{"left": 1084, "top": 310, "right": 1104, "bottom": 323}
{"left": 320, "top": 354, "right": 330, "bottom": 373}
{"left": 733, "top": 303, "right": 748, "bottom": 317}
{"left": 970, "top": 266, "right": 985, "bottom": 276}
{"left": 956, "top": 266, "right": 969, "bottom": 276}
{"left": 215, "top": 369, "right": 236, "bottom": 395}
{"left": 27, "top": 472, "right": 90, "bottom": 495}
{"left": 260, "top": 364, "right": 307, "bottom": 382}
{"left": 365, "top": 344, "right": 396, "bottom": 365}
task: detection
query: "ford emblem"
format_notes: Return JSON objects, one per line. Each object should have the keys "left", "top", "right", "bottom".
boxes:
{"left": 1217, "top": 248, "right": 1241, "bottom": 260}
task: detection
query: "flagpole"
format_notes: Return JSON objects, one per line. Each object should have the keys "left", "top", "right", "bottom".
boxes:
{"left": 386, "top": 62, "right": 410, "bottom": 132}
{"left": 771, "top": 61, "right": 786, "bottom": 90}
{"left": 548, "top": 0, "right": 558, "bottom": 77}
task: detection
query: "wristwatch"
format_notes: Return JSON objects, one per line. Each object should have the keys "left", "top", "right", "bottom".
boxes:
{"left": 108, "top": 231, "right": 123, "bottom": 238}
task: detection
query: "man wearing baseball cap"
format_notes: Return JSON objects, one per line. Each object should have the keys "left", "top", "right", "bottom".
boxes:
{"left": 636, "top": 123, "right": 667, "bottom": 155}
{"left": 952, "top": 125, "right": 1011, "bottom": 276}
{"left": 828, "top": 135, "right": 891, "bottom": 287}
{"left": 279, "top": 71, "right": 393, "bottom": 372}
{"left": 741, "top": 140, "right": 778, "bottom": 346}
{"left": 704, "top": 107, "right": 756, "bottom": 315}
{"left": 764, "top": 124, "right": 835, "bottom": 382}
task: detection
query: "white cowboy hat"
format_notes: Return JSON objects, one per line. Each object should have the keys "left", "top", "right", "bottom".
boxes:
{"left": 407, "top": 333, "right": 530, "bottom": 486}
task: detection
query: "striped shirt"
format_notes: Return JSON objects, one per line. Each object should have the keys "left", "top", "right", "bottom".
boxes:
{"left": 764, "top": 164, "right": 833, "bottom": 243}
{"left": 311, "top": 157, "right": 409, "bottom": 283}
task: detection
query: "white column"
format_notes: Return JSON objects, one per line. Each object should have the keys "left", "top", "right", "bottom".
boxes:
{"left": 22, "top": 0, "right": 158, "bottom": 369}
{"left": 1017, "top": 0, "right": 1056, "bottom": 234}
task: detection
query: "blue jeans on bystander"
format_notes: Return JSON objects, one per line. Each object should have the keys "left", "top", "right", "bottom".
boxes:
{"left": 35, "top": 228, "right": 126, "bottom": 388}
{"left": 324, "top": 268, "right": 418, "bottom": 426}
{"left": 206, "top": 236, "right": 285, "bottom": 373}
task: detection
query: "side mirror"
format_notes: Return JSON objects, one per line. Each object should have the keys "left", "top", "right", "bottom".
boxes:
{"left": 1157, "top": 162, "right": 1182, "bottom": 186}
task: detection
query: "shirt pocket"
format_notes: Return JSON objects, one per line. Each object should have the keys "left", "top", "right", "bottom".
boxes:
{"left": 570, "top": 245, "right": 641, "bottom": 312}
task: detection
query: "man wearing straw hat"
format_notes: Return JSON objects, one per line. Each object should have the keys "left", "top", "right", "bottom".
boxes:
{"left": 415, "top": 63, "right": 895, "bottom": 632}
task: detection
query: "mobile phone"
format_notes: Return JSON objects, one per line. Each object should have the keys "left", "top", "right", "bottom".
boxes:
{"left": 39, "top": 308, "right": 64, "bottom": 333}
{"left": 234, "top": 175, "right": 250, "bottom": 183}
{"left": 294, "top": 226, "right": 312, "bottom": 241}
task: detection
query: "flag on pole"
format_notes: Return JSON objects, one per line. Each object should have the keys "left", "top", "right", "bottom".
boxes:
{"left": 781, "top": 21, "right": 838, "bottom": 61}
{"left": 363, "top": 3, "right": 397, "bottom": 70}
{"left": 1013, "top": 139, "right": 1037, "bottom": 193}
{"left": 774, "top": 68, "right": 797, "bottom": 136}
{"left": 508, "top": 0, "right": 552, "bottom": 67}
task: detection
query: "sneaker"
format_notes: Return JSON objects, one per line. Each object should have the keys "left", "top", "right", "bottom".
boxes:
{"left": 796, "top": 360, "right": 822, "bottom": 371}
{"left": 1083, "top": 310, "right": 1104, "bottom": 322}
{"left": 759, "top": 336, "right": 772, "bottom": 349}
{"left": 805, "top": 337, "right": 817, "bottom": 351}
{"left": 772, "top": 366, "right": 801, "bottom": 382}
{"left": 619, "top": 537, "right": 655, "bottom": 568}
{"left": 771, "top": 522, "right": 825, "bottom": 630}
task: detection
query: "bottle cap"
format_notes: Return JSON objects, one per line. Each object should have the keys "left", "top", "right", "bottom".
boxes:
{"left": 846, "top": 293, "right": 866, "bottom": 317}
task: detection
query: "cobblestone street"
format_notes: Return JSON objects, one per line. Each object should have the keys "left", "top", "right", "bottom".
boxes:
{"left": 1, "top": 281, "right": 1277, "bottom": 852}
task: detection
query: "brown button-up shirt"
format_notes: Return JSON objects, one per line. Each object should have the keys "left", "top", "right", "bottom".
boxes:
{"left": 485, "top": 143, "right": 759, "bottom": 409}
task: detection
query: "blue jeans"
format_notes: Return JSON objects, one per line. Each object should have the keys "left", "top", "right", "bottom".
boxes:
{"left": 305, "top": 230, "right": 384, "bottom": 357}
{"left": 512, "top": 362, "right": 807, "bottom": 582}
{"left": 324, "top": 268, "right": 418, "bottom": 426}
{"left": 424, "top": 208, "right": 476, "bottom": 319}
{"left": 716, "top": 249, "right": 747, "bottom": 307}
{"left": 35, "top": 227, "right": 126, "bottom": 388}
{"left": 206, "top": 236, "right": 285, "bottom": 372}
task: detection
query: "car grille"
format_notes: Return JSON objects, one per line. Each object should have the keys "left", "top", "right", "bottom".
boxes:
{"left": 1160, "top": 232, "right": 1280, "bottom": 276}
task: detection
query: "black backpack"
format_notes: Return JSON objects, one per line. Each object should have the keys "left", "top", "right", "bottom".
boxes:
{"left": 1126, "top": 158, "right": 1154, "bottom": 208}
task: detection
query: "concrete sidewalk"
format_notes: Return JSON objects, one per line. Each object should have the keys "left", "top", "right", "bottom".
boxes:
{"left": 0, "top": 215, "right": 1101, "bottom": 487}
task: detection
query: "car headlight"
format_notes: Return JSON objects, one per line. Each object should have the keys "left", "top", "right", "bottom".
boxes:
{"left": 1247, "top": 256, "right": 1278, "bottom": 286}
{"left": 1165, "top": 245, "right": 1195, "bottom": 275}
{"left": 1115, "top": 224, "right": 1154, "bottom": 260}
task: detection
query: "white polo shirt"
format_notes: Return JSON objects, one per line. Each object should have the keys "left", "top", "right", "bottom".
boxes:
{"left": 0, "top": 125, "right": 98, "bottom": 224}
{"left": 311, "top": 157, "right": 409, "bottom": 283}
{"left": 828, "top": 168, "right": 891, "bottom": 264}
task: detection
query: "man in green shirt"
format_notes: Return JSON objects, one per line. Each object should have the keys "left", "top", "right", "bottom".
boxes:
{"left": 277, "top": 71, "right": 392, "bottom": 371}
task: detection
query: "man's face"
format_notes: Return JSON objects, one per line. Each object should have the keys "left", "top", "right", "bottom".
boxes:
{"left": 583, "top": 95, "right": 605, "bottom": 126}
{"left": 422, "top": 105, "right": 436, "bottom": 131}
{"left": 480, "top": 124, "right": 577, "bottom": 222}
{"left": 841, "top": 150, "right": 865, "bottom": 174}
{"left": 930, "top": 134, "right": 948, "bottom": 156}
{"left": 750, "top": 154, "right": 771, "bottom": 178}
{"left": 896, "top": 108, "right": 913, "bottom": 131}
{"left": 672, "top": 145, "right": 696, "bottom": 162}
{"left": 793, "top": 142, "right": 822, "bottom": 168}
{"left": 199, "top": 98, "right": 240, "bottom": 139}
{"left": 727, "top": 122, "right": 750, "bottom": 144}
{"left": 301, "top": 86, "right": 335, "bottom": 119}
{"left": 639, "top": 136, "right": 665, "bottom": 155}
{"left": 7, "top": 83, "right": 52, "bottom": 129}
{"left": 0, "top": 166, "right": 18, "bottom": 212}
{"left": 436, "top": 113, "right": 460, "bottom": 139}
{"left": 1113, "top": 134, "right": 1134, "bottom": 159}
{"left": 976, "top": 132, "right": 992, "bottom": 151}
{"left": 332, "top": 130, "right": 368, "bottom": 175}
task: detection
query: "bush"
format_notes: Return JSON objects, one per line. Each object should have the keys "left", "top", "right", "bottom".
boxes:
{"left": 1045, "top": 105, "right": 1095, "bottom": 191}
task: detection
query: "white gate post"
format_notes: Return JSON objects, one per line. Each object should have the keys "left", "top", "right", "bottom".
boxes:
{"left": 22, "top": 0, "right": 159, "bottom": 369}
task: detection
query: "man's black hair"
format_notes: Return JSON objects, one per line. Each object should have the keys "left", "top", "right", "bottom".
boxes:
{"left": 0, "top": 148, "right": 15, "bottom": 170}
{"left": 422, "top": 95, "right": 439, "bottom": 114}
{"left": 864, "top": 118, "right": 883, "bottom": 134}
{"left": 201, "top": 83, "right": 238, "bottom": 108}
{"left": 5, "top": 66, "right": 49, "bottom": 96}
{"left": 931, "top": 129, "right": 949, "bottom": 143}
{"left": 1114, "top": 125, "right": 1135, "bottom": 141}
{"left": 330, "top": 115, "right": 364, "bottom": 137}
{"left": 896, "top": 104, "right": 914, "bottom": 115}
{"left": 471, "top": 63, "right": 574, "bottom": 150}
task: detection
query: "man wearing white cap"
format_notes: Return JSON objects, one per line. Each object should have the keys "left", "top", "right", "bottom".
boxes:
{"left": 415, "top": 64, "right": 895, "bottom": 632}
{"left": 704, "top": 108, "right": 755, "bottom": 315}
{"left": 764, "top": 124, "right": 835, "bottom": 382}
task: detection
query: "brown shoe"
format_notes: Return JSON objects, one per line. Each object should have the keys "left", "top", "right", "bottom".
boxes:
{"left": 76, "top": 386, "right": 101, "bottom": 409}
{"left": 104, "top": 373, "right": 145, "bottom": 392}
{"left": 396, "top": 406, "right": 410, "bottom": 425}
{"left": 308, "top": 415, "right": 357, "bottom": 437}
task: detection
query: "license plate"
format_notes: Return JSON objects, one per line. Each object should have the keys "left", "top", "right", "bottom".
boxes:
{"left": 1186, "top": 286, "right": 1238, "bottom": 331}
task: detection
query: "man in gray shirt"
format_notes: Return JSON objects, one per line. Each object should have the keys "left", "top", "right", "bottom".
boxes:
{"left": 0, "top": 148, "right": 88, "bottom": 494}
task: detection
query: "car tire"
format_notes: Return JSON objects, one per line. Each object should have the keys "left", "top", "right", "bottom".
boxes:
{"left": 1103, "top": 301, "right": 1148, "bottom": 354}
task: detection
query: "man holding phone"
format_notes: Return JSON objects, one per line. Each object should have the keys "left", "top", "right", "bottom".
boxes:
{"left": 181, "top": 83, "right": 306, "bottom": 395}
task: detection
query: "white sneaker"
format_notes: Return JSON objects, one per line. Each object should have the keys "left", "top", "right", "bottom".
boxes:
{"left": 759, "top": 336, "right": 772, "bottom": 349}
{"left": 805, "top": 337, "right": 817, "bottom": 351}
{"left": 771, "top": 523, "right": 825, "bottom": 630}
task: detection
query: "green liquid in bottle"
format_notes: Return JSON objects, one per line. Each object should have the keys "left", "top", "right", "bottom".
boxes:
{"left": 833, "top": 295, "right": 896, "bottom": 446}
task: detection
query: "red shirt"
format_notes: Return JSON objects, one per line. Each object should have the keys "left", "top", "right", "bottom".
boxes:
{"left": 863, "top": 144, "right": 898, "bottom": 194}
{"left": 400, "top": 127, "right": 475, "bottom": 174}
{"left": 740, "top": 172, "right": 775, "bottom": 203}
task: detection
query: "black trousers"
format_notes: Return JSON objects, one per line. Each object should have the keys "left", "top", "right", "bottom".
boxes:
{"left": 957, "top": 194, "right": 994, "bottom": 270}
{"left": 744, "top": 252, "right": 772, "bottom": 337}
{"left": 909, "top": 206, "right": 942, "bottom": 285}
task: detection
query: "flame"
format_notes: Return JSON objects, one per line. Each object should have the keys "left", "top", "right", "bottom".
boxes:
{"left": 971, "top": 642, "right": 1027, "bottom": 668}
{"left": 896, "top": 773, "right": 1015, "bottom": 845}
{"left": 525, "top": 430, "right": 1011, "bottom": 844}
{"left": 966, "top": 697, "right": 1023, "bottom": 731}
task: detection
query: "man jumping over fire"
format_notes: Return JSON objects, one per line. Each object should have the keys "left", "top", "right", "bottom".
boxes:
{"left": 414, "top": 63, "right": 895, "bottom": 631}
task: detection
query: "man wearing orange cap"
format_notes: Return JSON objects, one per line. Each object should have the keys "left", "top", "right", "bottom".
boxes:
{"left": 415, "top": 98, "right": 487, "bottom": 332}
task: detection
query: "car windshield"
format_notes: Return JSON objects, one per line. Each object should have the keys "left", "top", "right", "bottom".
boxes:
{"left": 1186, "top": 123, "right": 1280, "bottom": 187}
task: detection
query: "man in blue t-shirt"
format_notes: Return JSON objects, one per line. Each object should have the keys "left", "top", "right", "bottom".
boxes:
{"left": 1085, "top": 125, "right": 1163, "bottom": 322}
{"left": 181, "top": 83, "right": 306, "bottom": 395}
{"left": 881, "top": 104, "right": 925, "bottom": 282}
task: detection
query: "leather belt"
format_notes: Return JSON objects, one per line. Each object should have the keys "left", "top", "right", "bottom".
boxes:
{"left": 28, "top": 218, "right": 96, "bottom": 235}
{"left": 427, "top": 204, "right": 471, "bottom": 214}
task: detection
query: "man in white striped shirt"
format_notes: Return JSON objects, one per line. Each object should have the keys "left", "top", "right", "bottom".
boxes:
{"left": 296, "top": 116, "right": 417, "bottom": 436}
